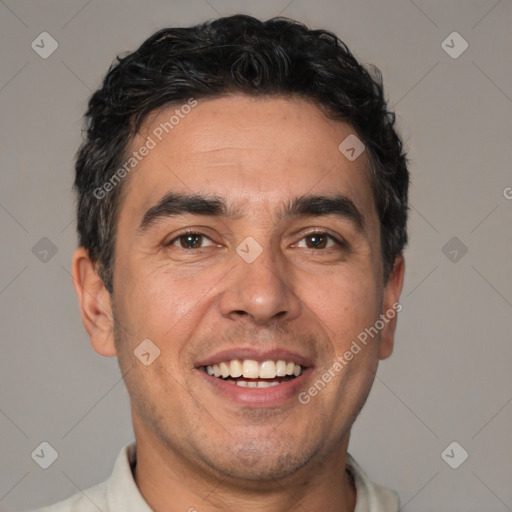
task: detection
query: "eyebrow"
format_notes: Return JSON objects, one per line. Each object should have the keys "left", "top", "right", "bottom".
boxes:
{"left": 137, "top": 192, "right": 365, "bottom": 234}
{"left": 283, "top": 194, "right": 364, "bottom": 231}
{"left": 137, "top": 193, "right": 235, "bottom": 234}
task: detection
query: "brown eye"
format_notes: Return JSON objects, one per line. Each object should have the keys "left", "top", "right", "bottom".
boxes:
{"left": 305, "top": 234, "right": 329, "bottom": 249}
{"left": 297, "top": 233, "right": 342, "bottom": 250}
{"left": 168, "top": 233, "right": 213, "bottom": 249}
{"left": 180, "top": 234, "right": 203, "bottom": 248}
{"left": 294, "top": 231, "right": 350, "bottom": 252}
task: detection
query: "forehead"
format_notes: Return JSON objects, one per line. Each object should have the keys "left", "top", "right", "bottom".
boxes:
{"left": 120, "top": 95, "right": 376, "bottom": 225}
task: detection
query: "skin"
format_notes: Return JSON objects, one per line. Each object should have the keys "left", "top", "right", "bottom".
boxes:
{"left": 72, "top": 95, "right": 404, "bottom": 512}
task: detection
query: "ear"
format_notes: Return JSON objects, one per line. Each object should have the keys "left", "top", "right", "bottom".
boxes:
{"left": 379, "top": 255, "right": 405, "bottom": 360}
{"left": 71, "top": 247, "right": 116, "bottom": 357}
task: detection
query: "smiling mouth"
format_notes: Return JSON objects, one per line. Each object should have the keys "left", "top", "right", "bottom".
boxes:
{"left": 204, "top": 359, "right": 304, "bottom": 388}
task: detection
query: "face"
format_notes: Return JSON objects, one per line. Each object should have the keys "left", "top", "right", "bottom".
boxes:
{"left": 75, "top": 95, "right": 404, "bottom": 484}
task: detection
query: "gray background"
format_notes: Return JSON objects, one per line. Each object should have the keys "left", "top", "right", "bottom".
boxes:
{"left": 1, "top": 0, "right": 511, "bottom": 510}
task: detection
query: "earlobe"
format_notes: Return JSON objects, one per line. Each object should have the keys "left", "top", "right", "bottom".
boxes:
{"left": 379, "top": 255, "right": 405, "bottom": 360}
{"left": 71, "top": 247, "right": 117, "bottom": 357}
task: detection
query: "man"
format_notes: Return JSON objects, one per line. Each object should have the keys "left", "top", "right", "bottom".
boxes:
{"left": 38, "top": 14, "right": 408, "bottom": 512}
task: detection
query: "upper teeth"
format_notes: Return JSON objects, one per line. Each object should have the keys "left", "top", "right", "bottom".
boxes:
{"left": 205, "top": 359, "right": 302, "bottom": 379}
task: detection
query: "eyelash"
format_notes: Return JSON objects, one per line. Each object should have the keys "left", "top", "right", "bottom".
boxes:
{"left": 165, "top": 229, "right": 347, "bottom": 250}
{"left": 166, "top": 230, "right": 217, "bottom": 249}
{"left": 295, "top": 231, "right": 348, "bottom": 250}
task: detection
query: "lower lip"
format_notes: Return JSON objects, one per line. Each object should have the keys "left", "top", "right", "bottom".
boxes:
{"left": 198, "top": 368, "right": 313, "bottom": 407}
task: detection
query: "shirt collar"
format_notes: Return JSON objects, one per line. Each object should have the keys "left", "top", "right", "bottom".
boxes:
{"left": 106, "top": 442, "right": 152, "bottom": 511}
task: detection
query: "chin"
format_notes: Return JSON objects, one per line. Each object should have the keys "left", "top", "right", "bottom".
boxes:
{"left": 198, "top": 437, "right": 315, "bottom": 483}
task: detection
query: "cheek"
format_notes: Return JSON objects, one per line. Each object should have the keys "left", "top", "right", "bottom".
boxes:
{"left": 114, "top": 260, "right": 222, "bottom": 352}
{"left": 298, "top": 267, "right": 382, "bottom": 346}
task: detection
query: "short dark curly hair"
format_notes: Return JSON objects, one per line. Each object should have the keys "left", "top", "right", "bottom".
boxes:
{"left": 75, "top": 14, "right": 409, "bottom": 294}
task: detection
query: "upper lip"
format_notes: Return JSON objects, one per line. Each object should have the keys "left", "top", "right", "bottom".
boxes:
{"left": 195, "top": 348, "right": 314, "bottom": 368}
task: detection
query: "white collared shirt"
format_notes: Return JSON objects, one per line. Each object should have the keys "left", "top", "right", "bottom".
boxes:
{"left": 34, "top": 442, "right": 399, "bottom": 512}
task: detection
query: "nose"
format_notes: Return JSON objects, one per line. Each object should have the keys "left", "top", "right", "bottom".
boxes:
{"left": 219, "top": 247, "right": 302, "bottom": 325}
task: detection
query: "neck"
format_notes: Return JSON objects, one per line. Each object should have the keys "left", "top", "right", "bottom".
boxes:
{"left": 132, "top": 424, "right": 356, "bottom": 512}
